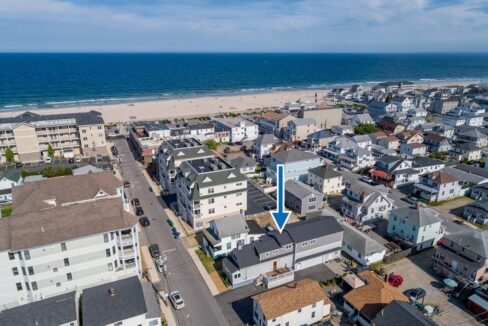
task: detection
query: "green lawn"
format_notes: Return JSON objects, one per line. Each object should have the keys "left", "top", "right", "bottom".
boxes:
{"left": 1, "top": 206, "right": 12, "bottom": 217}
{"left": 195, "top": 249, "right": 216, "bottom": 273}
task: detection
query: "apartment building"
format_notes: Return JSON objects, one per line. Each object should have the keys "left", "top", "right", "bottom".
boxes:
{"left": 285, "top": 118, "right": 318, "bottom": 142}
{"left": 213, "top": 117, "right": 258, "bottom": 142}
{"left": 157, "top": 138, "right": 214, "bottom": 194}
{"left": 0, "top": 198, "right": 140, "bottom": 311}
{"left": 298, "top": 106, "right": 342, "bottom": 129}
{"left": 307, "top": 164, "right": 343, "bottom": 195}
{"left": 266, "top": 149, "right": 323, "bottom": 184}
{"left": 0, "top": 110, "right": 106, "bottom": 163}
{"left": 176, "top": 156, "right": 248, "bottom": 230}
{"left": 284, "top": 180, "right": 323, "bottom": 216}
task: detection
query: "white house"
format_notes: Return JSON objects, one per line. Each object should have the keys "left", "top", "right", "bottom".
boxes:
{"left": 399, "top": 143, "right": 427, "bottom": 156}
{"left": 307, "top": 164, "right": 343, "bottom": 195}
{"left": 213, "top": 117, "right": 259, "bottom": 142}
{"left": 342, "top": 223, "right": 387, "bottom": 266}
{"left": 414, "top": 170, "right": 462, "bottom": 202}
{"left": 0, "top": 170, "right": 23, "bottom": 204}
{"left": 252, "top": 134, "right": 278, "bottom": 159}
{"left": 252, "top": 279, "right": 331, "bottom": 326}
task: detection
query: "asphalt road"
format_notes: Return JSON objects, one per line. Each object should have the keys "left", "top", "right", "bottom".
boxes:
{"left": 113, "top": 138, "right": 228, "bottom": 326}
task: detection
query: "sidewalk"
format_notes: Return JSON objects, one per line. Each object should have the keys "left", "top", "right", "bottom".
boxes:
{"left": 187, "top": 247, "right": 221, "bottom": 296}
{"left": 141, "top": 245, "right": 177, "bottom": 326}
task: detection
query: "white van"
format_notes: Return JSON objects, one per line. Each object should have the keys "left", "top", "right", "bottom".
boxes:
{"left": 44, "top": 157, "right": 52, "bottom": 164}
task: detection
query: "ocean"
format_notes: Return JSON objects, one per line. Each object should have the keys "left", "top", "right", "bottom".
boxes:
{"left": 1, "top": 53, "right": 488, "bottom": 109}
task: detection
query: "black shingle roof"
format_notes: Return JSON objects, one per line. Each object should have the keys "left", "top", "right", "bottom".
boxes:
{"left": 0, "top": 110, "right": 104, "bottom": 126}
{"left": 373, "top": 300, "right": 438, "bottom": 326}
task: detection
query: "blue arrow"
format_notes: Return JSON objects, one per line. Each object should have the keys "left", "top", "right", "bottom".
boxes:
{"left": 271, "top": 164, "right": 291, "bottom": 233}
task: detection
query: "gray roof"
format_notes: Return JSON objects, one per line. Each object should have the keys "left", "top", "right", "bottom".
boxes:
{"left": 72, "top": 164, "right": 104, "bottom": 176}
{"left": 412, "top": 157, "right": 444, "bottom": 169}
{"left": 352, "top": 135, "right": 372, "bottom": 143}
{"left": 160, "top": 138, "right": 213, "bottom": 169}
{"left": 0, "top": 292, "right": 76, "bottom": 326}
{"left": 354, "top": 113, "right": 374, "bottom": 124}
{"left": 458, "top": 129, "right": 487, "bottom": 140}
{"left": 307, "top": 130, "right": 335, "bottom": 140}
{"left": 270, "top": 149, "right": 319, "bottom": 164}
{"left": 1, "top": 169, "right": 21, "bottom": 182}
{"left": 390, "top": 207, "right": 442, "bottom": 227}
{"left": 464, "top": 200, "right": 488, "bottom": 213}
{"left": 332, "top": 137, "right": 358, "bottom": 149}
{"left": 211, "top": 215, "right": 249, "bottom": 239}
{"left": 285, "top": 179, "right": 322, "bottom": 198}
{"left": 0, "top": 110, "right": 104, "bottom": 127}
{"left": 230, "top": 156, "right": 257, "bottom": 169}
{"left": 82, "top": 276, "right": 148, "bottom": 326}
{"left": 290, "top": 118, "right": 317, "bottom": 126}
{"left": 342, "top": 223, "right": 386, "bottom": 256}
{"left": 454, "top": 164, "right": 488, "bottom": 179}
{"left": 442, "top": 167, "right": 487, "bottom": 185}
{"left": 285, "top": 215, "right": 343, "bottom": 243}
{"left": 373, "top": 300, "right": 438, "bottom": 326}
{"left": 308, "top": 164, "right": 341, "bottom": 180}
{"left": 141, "top": 282, "right": 161, "bottom": 319}
{"left": 23, "top": 175, "right": 45, "bottom": 183}
{"left": 444, "top": 229, "right": 488, "bottom": 258}
{"left": 254, "top": 134, "right": 278, "bottom": 146}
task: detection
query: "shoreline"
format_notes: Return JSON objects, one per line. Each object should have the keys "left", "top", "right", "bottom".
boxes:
{"left": 0, "top": 78, "right": 485, "bottom": 123}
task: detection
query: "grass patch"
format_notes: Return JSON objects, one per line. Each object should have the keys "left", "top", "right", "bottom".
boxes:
{"left": 195, "top": 248, "right": 216, "bottom": 273}
{"left": 1, "top": 206, "right": 12, "bottom": 217}
{"left": 463, "top": 219, "right": 488, "bottom": 230}
{"left": 421, "top": 196, "right": 471, "bottom": 207}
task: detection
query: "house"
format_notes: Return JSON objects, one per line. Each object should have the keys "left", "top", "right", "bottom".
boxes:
{"left": 307, "top": 164, "right": 343, "bottom": 195}
{"left": 437, "top": 114, "right": 466, "bottom": 127}
{"left": 367, "top": 101, "right": 397, "bottom": 120}
{"left": 368, "top": 131, "right": 388, "bottom": 142}
{"left": 252, "top": 279, "right": 331, "bottom": 326}
{"left": 266, "top": 149, "right": 323, "bottom": 184}
{"left": 352, "top": 135, "right": 373, "bottom": 149}
{"left": 414, "top": 170, "right": 462, "bottom": 202}
{"left": 369, "top": 155, "right": 419, "bottom": 188}
{"left": 377, "top": 135, "right": 400, "bottom": 150}
{"left": 387, "top": 206, "right": 444, "bottom": 250}
{"left": 397, "top": 130, "right": 424, "bottom": 144}
{"left": 343, "top": 271, "right": 409, "bottom": 326}
{"left": 433, "top": 229, "right": 488, "bottom": 287}
{"left": 0, "top": 292, "right": 77, "bottom": 326}
{"left": 392, "top": 95, "right": 413, "bottom": 111}
{"left": 377, "top": 118, "right": 405, "bottom": 135}
{"left": 285, "top": 180, "right": 323, "bottom": 216}
{"left": 252, "top": 134, "right": 279, "bottom": 159}
{"left": 399, "top": 143, "right": 427, "bottom": 156}
{"left": 306, "top": 130, "right": 336, "bottom": 149}
{"left": 257, "top": 112, "right": 296, "bottom": 137}
{"left": 424, "top": 134, "right": 452, "bottom": 153}
{"left": 407, "top": 107, "right": 428, "bottom": 118}
{"left": 426, "top": 124, "right": 455, "bottom": 139}
{"left": 341, "top": 181, "right": 394, "bottom": 224}
{"left": 373, "top": 300, "right": 439, "bottom": 326}
{"left": 0, "top": 170, "right": 23, "bottom": 203}
{"left": 331, "top": 125, "right": 355, "bottom": 136}
{"left": 214, "top": 117, "right": 259, "bottom": 142}
{"left": 298, "top": 106, "right": 342, "bottom": 129}
{"left": 457, "top": 129, "right": 488, "bottom": 148}
{"left": 463, "top": 201, "right": 488, "bottom": 225}
{"left": 442, "top": 166, "right": 488, "bottom": 189}
{"left": 203, "top": 215, "right": 264, "bottom": 258}
{"left": 176, "top": 156, "right": 248, "bottom": 230}
{"left": 222, "top": 216, "right": 343, "bottom": 288}
{"left": 471, "top": 184, "right": 488, "bottom": 201}
{"left": 351, "top": 113, "right": 375, "bottom": 126}
{"left": 338, "top": 147, "right": 376, "bottom": 171}
{"left": 450, "top": 142, "right": 482, "bottom": 162}
{"left": 430, "top": 98, "right": 459, "bottom": 114}
{"left": 157, "top": 138, "right": 214, "bottom": 193}
{"left": 230, "top": 156, "right": 257, "bottom": 174}
{"left": 323, "top": 137, "right": 358, "bottom": 162}
{"left": 341, "top": 223, "right": 387, "bottom": 266}
{"left": 81, "top": 277, "right": 161, "bottom": 326}
{"left": 72, "top": 164, "right": 104, "bottom": 176}
{"left": 286, "top": 118, "right": 318, "bottom": 142}
{"left": 0, "top": 197, "right": 140, "bottom": 310}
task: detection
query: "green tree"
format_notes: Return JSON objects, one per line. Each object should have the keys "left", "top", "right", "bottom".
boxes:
{"left": 385, "top": 93, "right": 393, "bottom": 103}
{"left": 354, "top": 123, "right": 378, "bottom": 135}
{"left": 47, "top": 144, "right": 55, "bottom": 158}
{"left": 204, "top": 139, "right": 219, "bottom": 151}
{"left": 4, "top": 148, "right": 14, "bottom": 162}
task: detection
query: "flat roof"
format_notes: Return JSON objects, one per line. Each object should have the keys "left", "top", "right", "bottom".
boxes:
{"left": 167, "top": 138, "right": 203, "bottom": 149}
{"left": 187, "top": 156, "right": 233, "bottom": 174}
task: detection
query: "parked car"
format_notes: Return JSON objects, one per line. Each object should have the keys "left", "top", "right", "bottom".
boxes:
{"left": 403, "top": 288, "right": 426, "bottom": 302}
{"left": 149, "top": 244, "right": 160, "bottom": 258}
{"left": 453, "top": 219, "right": 465, "bottom": 225}
{"left": 139, "top": 217, "right": 150, "bottom": 227}
{"left": 15, "top": 162, "right": 23, "bottom": 168}
{"left": 75, "top": 156, "right": 82, "bottom": 163}
{"left": 67, "top": 158, "right": 74, "bottom": 164}
{"left": 155, "top": 256, "right": 165, "bottom": 273}
{"left": 124, "top": 181, "right": 131, "bottom": 188}
{"left": 360, "top": 175, "right": 373, "bottom": 184}
{"left": 44, "top": 157, "right": 52, "bottom": 164}
{"left": 169, "top": 291, "right": 185, "bottom": 310}
{"left": 404, "top": 196, "right": 419, "bottom": 205}
{"left": 96, "top": 154, "right": 103, "bottom": 162}
{"left": 263, "top": 203, "right": 276, "bottom": 211}
{"left": 135, "top": 207, "right": 144, "bottom": 216}
{"left": 132, "top": 198, "right": 141, "bottom": 206}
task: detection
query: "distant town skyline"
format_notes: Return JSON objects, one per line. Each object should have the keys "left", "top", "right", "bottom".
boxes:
{"left": 0, "top": 0, "right": 488, "bottom": 52}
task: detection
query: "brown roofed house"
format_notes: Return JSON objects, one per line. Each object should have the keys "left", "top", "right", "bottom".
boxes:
{"left": 252, "top": 279, "right": 331, "bottom": 325}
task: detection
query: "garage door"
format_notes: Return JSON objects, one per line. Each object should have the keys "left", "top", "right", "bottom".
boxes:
{"left": 296, "top": 255, "right": 325, "bottom": 270}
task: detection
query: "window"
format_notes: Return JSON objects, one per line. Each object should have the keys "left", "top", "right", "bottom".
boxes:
{"left": 236, "top": 182, "right": 242, "bottom": 186}
{"left": 64, "top": 258, "right": 70, "bottom": 266}
{"left": 108, "top": 263, "right": 113, "bottom": 271}
{"left": 208, "top": 188, "right": 214, "bottom": 194}
{"left": 53, "top": 267, "right": 58, "bottom": 272}
{"left": 21, "top": 267, "right": 26, "bottom": 275}
{"left": 23, "top": 250, "right": 31, "bottom": 260}
{"left": 234, "top": 272, "right": 241, "bottom": 279}
{"left": 309, "top": 205, "right": 315, "bottom": 210}
{"left": 12, "top": 267, "right": 19, "bottom": 276}
{"left": 311, "top": 311, "right": 316, "bottom": 318}
{"left": 227, "top": 243, "right": 232, "bottom": 250}
{"left": 106, "top": 249, "right": 111, "bottom": 257}
{"left": 285, "top": 244, "right": 293, "bottom": 250}
{"left": 103, "top": 234, "right": 109, "bottom": 243}
{"left": 236, "top": 203, "right": 242, "bottom": 206}
{"left": 112, "top": 246, "right": 116, "bottom": 255}
{"left": 208, "top": 208, "right": 215, "bottom": 214}
{"left": 298, "top": 308, "right": 302, "bottom": 313}
{"left": 28, "top": 267, "right": 34, "bottom": 275}
{"left": 25, "top": 282, "right": 30, "bottom": 291}
{"left": 208, "top": 198, "right": 215, "bottom": 204}
{"left": 32, "top": 282, "right": 38, "bottom": 291}
{"left": 8, "top": 252, "right": 15, "bottom": 260}
{"left": 56, "top": 282, "right": 61, "bottom": 287}
{"left": 114, "top": 323, "right": 123, "bottom": 326}
{"left": 61, "top": 242, "right": 67, "bottom": 251}
{"left": 310, "top": 239, "right": 316, "bottom": 245}
{"left": 67, "top": 273, "right": 72, "bottom": 281}
{"left": 312, "top": 303, "right": 316, "bottom": 308}
{"left": 309, "top": 197, "right": 317, "bottom": 203}
{"left": 302, "top": 241, "right": 309, "bottom": 247}
{"left": 114, "top": 260, "right": 118, "bottom": 269}
{"left": 16, "top": 283, "right": 22, "bottom": 291}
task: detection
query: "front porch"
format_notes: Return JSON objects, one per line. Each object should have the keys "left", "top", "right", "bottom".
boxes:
{"left": 261, "top": 266, "right": 295, "bottom": 289}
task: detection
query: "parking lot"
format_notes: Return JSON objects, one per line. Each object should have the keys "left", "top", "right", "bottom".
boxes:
{"left": 0, "top": 155, "right": 112, "bottom": 173}
{"left": 245, "top": 181, "right": 276, "bottom": 216}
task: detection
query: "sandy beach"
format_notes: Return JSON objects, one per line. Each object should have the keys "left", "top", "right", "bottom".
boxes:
{"left": 0, "top": 79, "right": 484, "bottom": 124}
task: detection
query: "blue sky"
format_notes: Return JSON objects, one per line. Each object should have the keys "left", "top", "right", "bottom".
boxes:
{"left": 0, "top": 0, "right": 487, "bottom": 52}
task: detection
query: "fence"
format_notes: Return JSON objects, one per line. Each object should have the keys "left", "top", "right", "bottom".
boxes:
{"left": 383, "top": 247, "right": 412, "bottom": 263}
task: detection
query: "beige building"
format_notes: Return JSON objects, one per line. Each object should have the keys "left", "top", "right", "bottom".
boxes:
{"left": 298, "top": 105, "right": 342, "bottom": 129}
{"left": 307, "top": 164, "right": 344, "bottom": 195}
{"left": 286, "top": 118, "right": 318, "bottom": 142}
{"left": 0, "top": 111, "right": 106, "bottom": 163}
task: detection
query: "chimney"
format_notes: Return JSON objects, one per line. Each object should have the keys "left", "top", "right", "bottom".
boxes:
{"left": 108, "top": 288, "right": 116, "bottom": 296}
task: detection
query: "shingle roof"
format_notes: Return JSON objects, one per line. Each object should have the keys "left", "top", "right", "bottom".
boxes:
{"left": 211, "top": 215, "right": 249, "bottom": 239}
{"left": 72, "top": 164, "right": 104, "bottom": 176}
{"left": 444, "top": 229, "right": 488, "bottom": 258}
{"left": 426, "top": 170, "right": 459, "bottom": 184}
{"left": 0, "top": 292, "right": 76, "bottom": 326}
{"left": 82, "top": 276, "right": 148, "bottom": 326}
{"left": 230, "top": 156, "right": 257, "bottom": 169}
{"left": 455, "top": 164, "right": 488, "bottom": 179}
{"left": 270, "top": 149, "right": 319, "bottom": 164}
{"left": 254, "top": 134, "right": 278, "bottom": 146}
{"left": 342, "top": 223, "right": 386, "bottom": 256}
{"left": 290, "top": 118, "right": 317, "bottom": 126}
{"left": 0, "top": 198, "right": 137, "bottom": 251}
{"left": 373, "top": 300, "right": 438, "bottom": 326}
{"left": 285, "top": 216, "right": 343, "bottom": 244}
{"left": 308, "top": 164, "right": 342, "bottom": 180}
{"left": 0, "top": 110, "right": 104, "bottom": 126}
{"left": 285, "top": 179, "right": 322, "bottom": 198}
{"left": 390, "top": 207, "right": 442, "bottom": 227}
{"left": 344, "top": 271, "right": 409, "bottom": 321}
{"left": 252, "top": 279, "right": 330, "bottom": 320}
{"left": 12, "top": 172, "right": 122, "bottom": 214}
{"left": 1, "top": 169, "right": 21, "bottom": 182}
{"left": 260, "top": 112, "right": 289, "bottom": 122}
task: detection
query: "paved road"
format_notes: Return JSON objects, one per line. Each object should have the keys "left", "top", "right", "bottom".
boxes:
{"left": 113, "top": 138, "right": 228, "bottom": 326}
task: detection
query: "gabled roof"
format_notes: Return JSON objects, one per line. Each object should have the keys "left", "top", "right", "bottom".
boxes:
{"left": 211, "top": 215, "right": 249, "bottom": 239}
{"left": 308, "top": 129, "right": 335, "bottom": 140}
{"left": 0, "top": 110, "right": 104, "bottom": 127}
{"left": 72, "top": 164, "right": 104, "bottom": 176}
{"left": 254, "top": 134, "right": 278, "bottom": 146}
{"left": 270, "top": 149, "right": 319, "bottom": 164}
{"left": 424, "top": 170, "right": 459, "bottom": 184}
{"left": 390, "top": 206, "right": 442, "bottom": 227}
{"left": 444, "top": 229, "right": 488, "bottom": 258}
{"left": 373, "top": 300, "right": 438, "bottom": 326}
{"left": 342, "top": 223, "right": 386, "bottom": 256}
{"left": 455, "top": 164, "right": 488, "bottom": 179}
{"left": 308, "top": 164, "right": 342, "bottom": 180}
{"left": 230, "top": 156, "right": 257, "bottom": 169}
{"left": 344, "top": 271, "right": 409, "bottom": 321}
{"left": 458, "top": 129, "right": 487, "bottom": 139}
{"left": 465, "top": 200, "right": 488, "bottom": 213}
{"left": 285, "top": 179, "right": 322, "bottom": 198}
{"left": 1, "top": 169, "right": 21, "bottom": 182}
{"left": 412, "top": 157, "right": 444, "bottom": 169}
{"left": 252, "top": 279, "right": 329, "bottom": 320}
{"left": 260, "top": 112, "right": 290, "bottom": 122}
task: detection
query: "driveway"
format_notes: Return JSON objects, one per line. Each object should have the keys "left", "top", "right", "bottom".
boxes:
{"left": 113, "top": 138, "right": 228, "bottom": 326}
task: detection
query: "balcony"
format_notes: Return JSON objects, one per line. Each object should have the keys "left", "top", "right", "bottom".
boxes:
{"left": 263, "top": 267, "right": 295, "bottom": 289}
{"left": 118, "top": 235, "right": 134, "bottom": 246}
{"left": 120, "top": 249, "right": 136, "bottom": 259}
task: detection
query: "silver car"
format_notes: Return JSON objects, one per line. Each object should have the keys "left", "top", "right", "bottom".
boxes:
{"left": 169, "top": 291, "right": 185, "bottom": 310}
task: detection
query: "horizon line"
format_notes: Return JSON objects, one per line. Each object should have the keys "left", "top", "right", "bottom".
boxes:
{"left": 1, "top": 51, "right": 488, "bottom": 55}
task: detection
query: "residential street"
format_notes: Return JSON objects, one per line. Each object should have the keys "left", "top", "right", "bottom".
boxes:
{"left": 113, "top": 138, "right": 228, "bottom": 326}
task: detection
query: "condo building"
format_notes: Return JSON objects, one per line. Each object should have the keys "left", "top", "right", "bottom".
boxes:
{"left": 213, "top": 117, "right": 259, "bottom": 143}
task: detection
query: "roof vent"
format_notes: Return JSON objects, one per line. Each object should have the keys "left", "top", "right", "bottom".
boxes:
{"left": 108, "top": 288, "right": 116, "bottom": 296}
